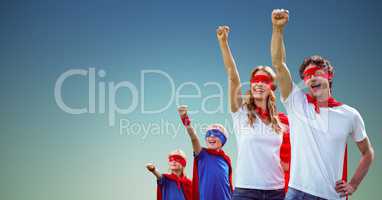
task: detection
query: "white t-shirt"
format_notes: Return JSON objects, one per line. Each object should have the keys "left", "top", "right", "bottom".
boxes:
{"left": 282, "top": 84, "right": 367, "bottom": 200}
{"left": 231, "top": 106, "right": 285, "bottom": 190}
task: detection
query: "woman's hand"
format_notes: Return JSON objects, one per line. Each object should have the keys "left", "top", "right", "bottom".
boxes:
{"left": 216, "top": 25, "right": 230, "bottom": 42}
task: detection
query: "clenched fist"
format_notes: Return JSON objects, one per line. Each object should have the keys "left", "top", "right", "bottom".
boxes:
{"left": 177, "top": 105, "right": 188, "bottom": 116}
{"left": 178, "top": 105, "right": 191, "bottom": 127}
{"left": 272, "top": 9, "right": 289, "bottom": 28}
{"left": 146, "top": 163, "right": 156, "bottom": 172}
{"left": 216, "top": 25, "right": 230, "bottom": 42}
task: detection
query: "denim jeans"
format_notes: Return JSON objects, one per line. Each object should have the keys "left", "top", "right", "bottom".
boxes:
{"left": 232, "top": 187, "right": 285, "bottom": 200}
{"left": 285, "top": 187, "right": 328, "bottom": 200}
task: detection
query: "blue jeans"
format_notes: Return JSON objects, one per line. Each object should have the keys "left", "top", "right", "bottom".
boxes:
{"left": 285, "top": 187, "right": 327, "bottom": 200}
{"left": 232, "top": 187, "right": 285, "bottom": 200}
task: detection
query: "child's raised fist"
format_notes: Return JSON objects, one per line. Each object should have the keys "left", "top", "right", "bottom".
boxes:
{"left": 146, "top": 163, "right": 156, "bottom": 172}
{"left": 177, "top": 105, "right": 191, "bottom": 127}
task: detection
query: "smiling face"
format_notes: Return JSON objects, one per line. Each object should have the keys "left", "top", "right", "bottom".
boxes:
{"left": 206, "top": 135, "right": 223, "bottom": 149}
{"left": 250, "top": 70, "right": 273, "bottom": 100}
{"left": 205, "top": 124, "right": 227, "bottom": 150}
{"left": 303, "top": 64, "right": 331, "bottom": 98}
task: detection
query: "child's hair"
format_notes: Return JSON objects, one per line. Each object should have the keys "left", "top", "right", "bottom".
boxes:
{"left": 168, "top": 149, "right": 187, "bottom": 176}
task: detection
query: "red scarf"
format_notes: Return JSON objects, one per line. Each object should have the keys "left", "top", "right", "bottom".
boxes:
{"left": 157, "top": 173, "right": 192, "bottom": 200}
{"left": 306, "top": 94, "right": 343, "bottom": 113}
{"left": 255, "top": 107, "right": 270, "bottom": 121}
{"left": 192, "top": 148, "right": 233, "bottom": 200}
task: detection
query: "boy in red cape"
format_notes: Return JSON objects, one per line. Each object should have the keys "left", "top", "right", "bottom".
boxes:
{"left": 178, "top": 105, "right": 233, "bottom": 200}
{"left": 146, "top": 149, "right": 192, "bottom": 200}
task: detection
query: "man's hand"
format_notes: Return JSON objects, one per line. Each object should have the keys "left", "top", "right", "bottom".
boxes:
{"left": 335, "top": 180, "right": 356, "bottom": 197}
{"left": 216, "top": 25, "right": 230, "bottom": 42}
{"left": 272, "top": 9, "right": 289, "bottom": 28}
{"left": 146, "top": 163, "right": 156, "bottom": 172}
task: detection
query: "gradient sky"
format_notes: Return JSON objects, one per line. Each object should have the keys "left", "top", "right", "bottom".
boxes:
{"left": 1, "top": 0, "right": 381, "bottom": 199}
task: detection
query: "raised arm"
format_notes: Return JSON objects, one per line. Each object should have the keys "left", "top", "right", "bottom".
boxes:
{"left": 335, "top": 137, "right": 374, "bottom": 197}
{"left": 178, "top": 105, "right": 202, "bottom": 154}
{"left": 271, "top": 9, "right": 293, "bottom": 100}
{"left": 146, "top": 163, "right": 162, "bottom": 180}
{"left": 217, "top": 26, "right": 242, "bottom": 112}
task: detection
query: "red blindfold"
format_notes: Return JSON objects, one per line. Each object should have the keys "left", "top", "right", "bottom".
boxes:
{"left": 250, "top": 74, "right": 276, "bottom": 91}
{"left": 303, "top": 66, "right": 333, "bottom": 82}
{"left": 168, "top": 154, "right": 187, "bottom": 167}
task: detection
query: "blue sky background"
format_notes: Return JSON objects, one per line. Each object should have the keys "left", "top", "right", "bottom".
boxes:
{"left": 0, "top": 0, "right": 381, "bottom": 199}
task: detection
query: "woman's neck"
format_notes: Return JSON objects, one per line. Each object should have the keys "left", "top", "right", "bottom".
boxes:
{"left": 254, "top": 98, "right": 267, "bottom": 111}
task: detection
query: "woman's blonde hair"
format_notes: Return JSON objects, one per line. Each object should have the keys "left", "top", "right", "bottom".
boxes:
{"left": 244, "top": 66, "right": 283, "bottom": 134}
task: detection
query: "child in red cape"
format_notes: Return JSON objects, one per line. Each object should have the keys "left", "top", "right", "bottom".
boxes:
{"left": 178, "top": 105, "right": 233, "bottom": 200}
{"left": 146, "top": 149, "right": 192, "bottom": 200}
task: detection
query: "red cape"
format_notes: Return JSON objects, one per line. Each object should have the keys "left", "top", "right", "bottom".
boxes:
{"left": 252, "top": 111, "right": 291, "bottom": 192}
{"left": 278, "top": 112, "right": 291, "bottom": 192}
{"left": 157, "top": 173, "right": 192, "bottom": 200}
{"left": 343, "top": 144, "right": 348, "bottom": 200}
{"left": 192, "top": 148, "right": 233, "bottom": 200}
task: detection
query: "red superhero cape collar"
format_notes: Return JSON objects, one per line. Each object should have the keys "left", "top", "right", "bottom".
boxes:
{"left": 306, "top": 94, "right": 343, "bottom": 113}
{"left": 278, "top": 112, "right": 289, "bottom": 125}
{"left": 204, "top": 149, "right": 230, "bottom": 160}
{"left": 255, "top": 107, "right": 270, "bottom": 121}
{"left": 254, "top": 109, "right": 289, "bottom": 125}
{"left": 162, "top": 173, "right": 188, "bottom": 188}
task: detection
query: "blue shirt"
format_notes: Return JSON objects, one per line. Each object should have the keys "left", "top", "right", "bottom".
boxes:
{"left": 195, "top": 149, "right": 232, "bottom": 200}
{"left": 158, "top": 175, "right": 185, "bottom": 200}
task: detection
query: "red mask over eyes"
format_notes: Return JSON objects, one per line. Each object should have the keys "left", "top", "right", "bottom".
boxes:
{"left": 250, "top": 74, "right": 276, "bottom": 90}
{"left": 303, "top": 66, "right": 333, "bottom": 82}
{"left": 168, "top": 154, "right": 187, "bottom": 167}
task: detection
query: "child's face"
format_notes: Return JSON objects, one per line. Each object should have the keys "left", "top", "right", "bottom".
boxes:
{"left": 206, "top": 136, "right": 223, "bottom": 150}
{"left": 169, "top": 160, "right": 183, "bottom": 172}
